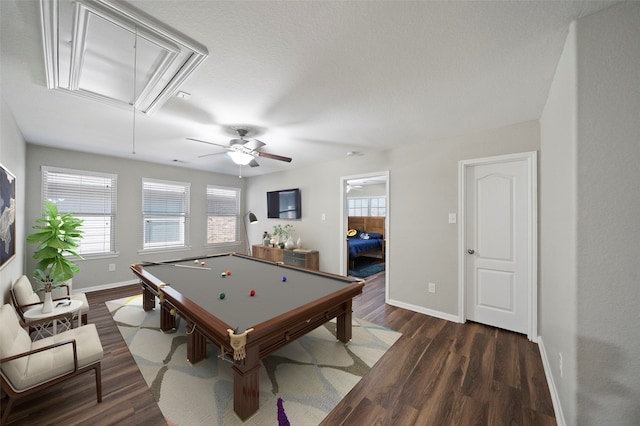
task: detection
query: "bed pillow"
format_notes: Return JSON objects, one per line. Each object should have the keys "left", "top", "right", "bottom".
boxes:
{"left": 367, "top": 232, "right": 383, "bottom": 240}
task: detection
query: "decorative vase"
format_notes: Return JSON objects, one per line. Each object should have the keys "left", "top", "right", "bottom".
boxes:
{"left": 296, "top": 236, "right": 303, "bottom": 249}
{"left": 284, "top": 236, "right": 295, "bottom": 249}
{"left": 42, "top": 291, "right": 54, "bottom": 313}
{"left": 263, "top": 237, "right": 271, "bottom": 246}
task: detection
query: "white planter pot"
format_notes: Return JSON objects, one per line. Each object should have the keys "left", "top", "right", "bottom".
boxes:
{"left": 42, "top": 291, "right": 54, "bottom": 313}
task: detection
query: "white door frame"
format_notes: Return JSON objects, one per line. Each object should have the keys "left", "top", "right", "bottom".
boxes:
{"left": 458, "top": 151, "right": 537, "bottom": 341}
{"left": 340, "top": 171, "right": 390, "bottom": 301}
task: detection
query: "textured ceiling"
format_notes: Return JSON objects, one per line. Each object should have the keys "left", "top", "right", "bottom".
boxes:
{"left": 0, "top": 0, "right": 615, "bottom": 177}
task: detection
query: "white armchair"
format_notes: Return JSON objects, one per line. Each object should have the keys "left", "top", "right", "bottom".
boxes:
{"left": 0, "top": 304, "right": 104, "bottom": 424}
{"left": 10, "top": 275, "right": 89, "bottom": 326}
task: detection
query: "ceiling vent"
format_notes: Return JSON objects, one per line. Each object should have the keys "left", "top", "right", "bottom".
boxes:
{"left": 40, "top": 0, "right": 208, "bottom": 114}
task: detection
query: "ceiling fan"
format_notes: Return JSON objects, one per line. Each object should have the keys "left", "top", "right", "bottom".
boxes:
{"left": 187, "top": 128, "right": 292, "bottom": 168}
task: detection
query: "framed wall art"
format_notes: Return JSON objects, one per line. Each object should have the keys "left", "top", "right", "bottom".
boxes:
{"left": 0, "top": 163, "right": 16, "bottom": 270}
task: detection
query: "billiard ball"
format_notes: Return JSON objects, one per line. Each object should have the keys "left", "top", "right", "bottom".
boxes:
{"left": 221, "top": 272, "right": 227, "bottom": 277}
{"left": 281, "top": 276, "right": 287, "bottom": 282}
{"left": 226, "top": 269, "right": 232, "bottom": 276}
{"left": 201, "top": 262, "right": 206, "bottom": 266}
{"left": 250, "top": 289, "right": 256, "bottom": 296}
{"left": 194, "top": 259, "right": 199, "bottom": 264}
{"left": 219, "top": 292, "right": 226, "bottom": 299}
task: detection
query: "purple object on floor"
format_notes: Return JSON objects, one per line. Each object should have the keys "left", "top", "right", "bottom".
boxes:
{"left": 277, "top": 397, "right": 290, "bottom": 426}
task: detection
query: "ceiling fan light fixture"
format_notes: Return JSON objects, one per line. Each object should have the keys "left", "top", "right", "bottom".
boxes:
{"left": 227, "top": 151, "right": 254, "bottom": 165}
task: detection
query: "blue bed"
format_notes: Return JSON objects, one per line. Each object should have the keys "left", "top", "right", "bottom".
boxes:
{"left": 347, "top": 216, "right": 386, "bottom": 269}
{"left": 348, "top": 234, "right": 384, "bottom": 258}
{"left": 347, "top": 229, "right": 385, "bottom": 269}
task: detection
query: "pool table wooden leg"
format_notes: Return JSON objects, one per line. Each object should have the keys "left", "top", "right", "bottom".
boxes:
{"left": 142, "top": 286, "right": 155, "bottom": 311}
{"left": 160, "top": 303, "right": 176, "bottom": 331}
{"left": 232, "top": 346, "right": 260, "bottom": 421}
{"left": 336, "top": 300, "right": 353, "bottom": 343}
{"left": 187, "top": 325, "right": 207, "bottom": 363}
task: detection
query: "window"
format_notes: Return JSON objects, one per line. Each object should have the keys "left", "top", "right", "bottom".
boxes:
{"left": 348, "top": 197, "right": 386, "bottom": 217}
{"left": 207, "top": 186, "right": 240, "bottom": 245}
{"left": 41, "top": 166, "right": 117, "bottom": 257}
{"left": 142, "top": 178, "right": 190, "bottom": 250}
{"left": 370, "top": 197, "right": 387, "bottom": 217}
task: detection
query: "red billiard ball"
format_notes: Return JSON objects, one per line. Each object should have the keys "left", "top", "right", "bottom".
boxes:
{"left": 226, "top": 269, "right": 232, "bottom": 276}
{"left": 250, "top": 289, "right": 256, "bottom": 296}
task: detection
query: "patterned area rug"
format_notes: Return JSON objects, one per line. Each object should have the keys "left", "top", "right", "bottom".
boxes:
{"left": 106, "top": 295, "right": 400, "bottom": 425}
{"left": 349, "top": 257, "right": 386, "bottom": 278}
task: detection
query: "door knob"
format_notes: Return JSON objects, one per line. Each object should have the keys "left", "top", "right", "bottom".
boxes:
{"left": 467, "top": 249, "right": 475, "bottom": 254}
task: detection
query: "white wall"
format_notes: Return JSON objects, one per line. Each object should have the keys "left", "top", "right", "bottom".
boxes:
{"left": 575, "top": 3, "right": 640, "bottom": 424}
{"left": 245, "top": 150, "right": 391, "bottom": 274}
{"left": 540, "top": 22, "right": 578, "bottom": 426}
{"left": 247, "top": 121, "right": 539, "bottom": 317}
{"left": 541, "top": 3, "right": 640, "bottom": 425}
{"left": 0, "top": 97, "right": 26, "bottom": 304}
{"left": 387, "top": 121, "right": 539, "bottom": 315}
{"left": 25, "top": 144, "right": 247, "bottom": 291}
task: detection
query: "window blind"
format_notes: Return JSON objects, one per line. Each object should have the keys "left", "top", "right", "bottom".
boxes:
{"left": 206, "top": 185, "right": 240, "bottom": 245}
{"left": 142, "top": 178, "right": 190, "bottom": 250}
{"left": 41, "top": 166, "right": 117, "bottom": 257}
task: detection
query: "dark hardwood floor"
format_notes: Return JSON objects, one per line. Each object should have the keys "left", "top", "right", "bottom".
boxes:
{"left": 324, "top": 273, "right": 556, "bottom": 425}
{"left": 2, "top": 274, "right": 555, "bottom": 425}
{"left": 2, "top": 285, "right": 166, "bottom": 426}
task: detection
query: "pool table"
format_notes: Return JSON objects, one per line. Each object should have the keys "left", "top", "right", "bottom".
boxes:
{"left": 130, "top": 252, "right": 364, "bottom": 420}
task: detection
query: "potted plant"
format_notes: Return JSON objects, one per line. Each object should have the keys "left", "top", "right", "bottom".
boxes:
{"left": 26, "top": 200, "right": 84, "bottom": 312}
{"left": 272, "top": 224, "right": 295, "bottom": 249}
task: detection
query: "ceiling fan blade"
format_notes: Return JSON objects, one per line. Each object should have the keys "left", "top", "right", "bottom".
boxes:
{"left": 257, "top": 151, "right": 292, "bottom": 163}
{"left": 249, "top": 159, "right": 260, "bottom": 168}
{"left": 243, "top": 139, "right": 266, "bottom": 151}
{"left": 197, "top": 152, "right": 226, "bottom": 158}
{"left": 187, "top": 137, "right": 229, "bottom": 149}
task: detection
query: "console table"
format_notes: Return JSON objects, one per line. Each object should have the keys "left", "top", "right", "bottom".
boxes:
{"left": 252, "top": 245, "right": 319, "bottom": 270}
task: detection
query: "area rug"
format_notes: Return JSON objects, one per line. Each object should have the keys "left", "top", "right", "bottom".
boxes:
{"left": 349, "top": 257, "right": 385, "bottom": 278}
{"left": 106, "top": 295, "right": 400, "bottom": 425}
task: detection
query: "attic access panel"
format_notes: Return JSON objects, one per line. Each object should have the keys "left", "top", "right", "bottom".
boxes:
{"left": 41, "top": 0, "right": 208, "bottom": 114}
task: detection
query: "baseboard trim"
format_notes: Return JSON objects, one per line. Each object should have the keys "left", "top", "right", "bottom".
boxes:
{"left": 386, "top": 298, "right": 461, "bottom": 323}
{"left": 72, "top": 279, "right": 139, "bottom": 295}
{"left": 537, "top": 336, "right": 566, "bottom": 426}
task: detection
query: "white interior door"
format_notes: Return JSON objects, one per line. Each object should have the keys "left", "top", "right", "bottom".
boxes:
{"left": 461, "top": 152, "right": 536, "bottom": 337}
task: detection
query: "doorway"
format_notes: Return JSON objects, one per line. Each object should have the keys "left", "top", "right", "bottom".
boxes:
{"left": 340, "top": 171, "right": 389, "bottom": 299}
{"left": 458, "top": 152, "right": 537, "bottom": 341}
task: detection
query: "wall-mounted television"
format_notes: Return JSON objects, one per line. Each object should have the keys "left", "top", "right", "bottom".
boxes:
{"left": 267, "top": 188, "right": 301, "bottom": 219}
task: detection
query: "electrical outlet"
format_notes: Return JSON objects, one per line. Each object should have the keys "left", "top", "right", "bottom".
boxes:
{"left": 428, "top": 282, "right": 436, "bottom": 293}
{"left": 559, "top": 352, "right": 563, "bottom": 377}
{"left": 108, "top": 263, "right": 116, "bottom": 272}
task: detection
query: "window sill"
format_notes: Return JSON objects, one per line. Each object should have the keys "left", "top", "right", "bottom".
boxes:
{"left": 138, "top": 246, "right": 192, "bottom": 256}
{"left": 77, "top": 252, "right": 119, "bottom": 261}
